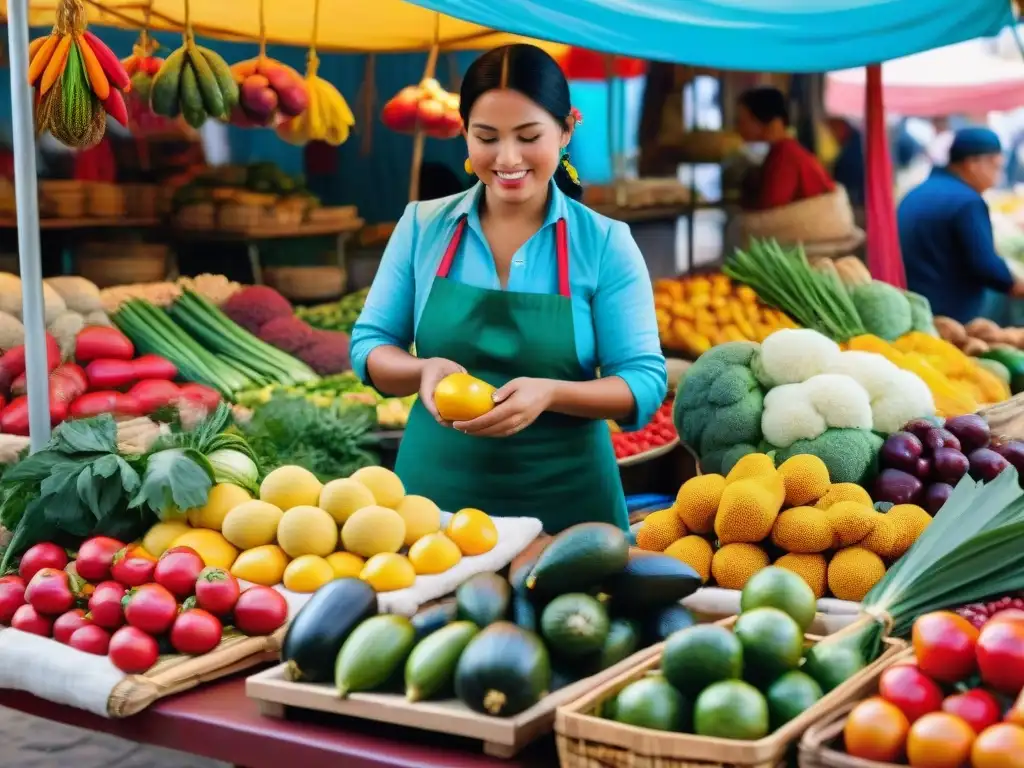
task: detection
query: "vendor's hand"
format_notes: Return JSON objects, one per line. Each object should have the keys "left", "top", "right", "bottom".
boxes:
{"left": 419, "top": 357, "right": 466, "bottom": 426}
{"left": 454, "top": 377, "right": 558, "bottom": 438}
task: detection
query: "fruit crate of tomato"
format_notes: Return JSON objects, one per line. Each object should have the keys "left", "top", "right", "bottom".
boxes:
{"left": 613, "top": 398, "right": 679, "bottom": 467}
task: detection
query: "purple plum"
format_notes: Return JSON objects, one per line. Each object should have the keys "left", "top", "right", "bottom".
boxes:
{"left": 943, "top": 414, "right": 991, "bottom": 454}
{"left": 874, "top": 469, "right": 925, "bottom": 506}
{"left": 931, "top": 447, "right": 970, "bottom": 485}
{"left": 968, "top": 448, "right": 1011, "bottom": 482}
{"left": 923, "top": 483, "right": 954, "bottom": 515}
{"left": 879, "top": 432, "right": 924, "bottom": 474}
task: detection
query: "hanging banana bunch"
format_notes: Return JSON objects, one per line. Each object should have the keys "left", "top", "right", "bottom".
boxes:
{"left": 28, "top": 0, "right": 131, "bottom": 148}
{"left": 276, "top": 50, "right": 355, "bottom": 146}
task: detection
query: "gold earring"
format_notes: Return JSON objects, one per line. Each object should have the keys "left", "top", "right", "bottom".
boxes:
{"left": 464, "top": 157, "right": 474, "bottom": 175}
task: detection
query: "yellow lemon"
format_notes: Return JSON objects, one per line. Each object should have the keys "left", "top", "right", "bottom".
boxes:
{"left": 360, "top": 553, "right": 416, "bottom": 592}
{"left": 446, "top": 508, "right": 499, "bottom": 556}
{"left": 230, "top": 545, "right": 290, "bottom": 586}
{"left": 221, "top": 500, "right": 284, "bottom": 551}
{"left": 340, "top": 505, "right": 406, "bottom": 557}
{"left": 187, "top": 483, "right": 252, "bottom": 531}
{"left": 319, "top": 478, "right": 376, "bottom": 524}
{"left": 260, "top": 465, "right": 323, "bottom": 510}
{"left": 350, "top": 466, "right": 405, "bottom": 509}
{"left": 395, "top": 495, "right": 442, "bottom": 546}
{"left": 283, "top": 555, "right": 335, "bottom": 593}
{"left": 325, "top": 551, "right": 365, "bottom": 579}
{"left": 276, "top": 505, "right": 338, "bottom": 558}
{"left": 141, "top": 521, "right": 192, "bottom": 558}
{"left": 433, "top": 373, "right": 495, "bottom": 422}
{"left": 169, "top": 529, "right": 239, "bottom": 570}
{"left": 408, "top": 532, "right": 462, "bottom": 575}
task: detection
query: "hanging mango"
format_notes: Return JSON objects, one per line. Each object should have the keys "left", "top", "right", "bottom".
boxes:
{"left": 28, "top": 0, "right": 130, "bottom": 148}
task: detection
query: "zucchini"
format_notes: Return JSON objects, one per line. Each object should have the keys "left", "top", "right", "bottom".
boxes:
{"left": 410, "top": 599, "right": 457, "bottom": 641}
{"left": 526, "top": 522, "right": 630, "bottom": 596}
{"left": 282, "top": 578, "right": 378, "bottom": 683}
{"left": 512, "top": 593, "right": 539, "bottom": 633}
{"left": 540, "top": 593, "right": 610, "bottom": 657}
{"left": 405, "top": 621, "right": 479, "bottom": 702}
{"left": 455, "top": 622, "right": 551, "bottom": 717}
{"left": 456, "top": 572, "right": 511, "bottom": 627}
{"left": 335, "top": 615, "right": 416, "bottom": 697}
{"left": 603, "top": 551, "right": 702, "bottom": 614}
{"left": 640, "top": 603, "right": 696, "bottom": 646}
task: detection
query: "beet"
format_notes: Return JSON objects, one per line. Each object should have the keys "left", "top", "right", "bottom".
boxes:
{"left": 880, "top": 432, "right": 924, "bottom": 474}
{"left": 923, "top": 482, "right": 954, "bottom": 515}
{"left": 931, "top": 447, "right": 970, "bottom": 485}
{"left": 991, "top": 441, "right": 1024, "bottom": 477}
{"left": 923, "top": 427, "right": 961, "bottom": 454}
{"left": 904, "top": 417, "right": 944, "bottom": 442}
{"left": 968, "top": 448, "right": 1011, "bottom": 483}
{"left": 943, "top": 414, "right": 991, "bottom": 454}
{"left": 874, "top": 469, "right": 924, "bottom": 506}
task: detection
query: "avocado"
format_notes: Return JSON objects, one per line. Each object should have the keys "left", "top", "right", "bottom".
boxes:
{"left": 526, "top": 523, "right": 629, "bottom": 596}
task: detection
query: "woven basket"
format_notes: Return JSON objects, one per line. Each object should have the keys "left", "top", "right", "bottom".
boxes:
{"left": 555, "top": 619, "right": 908, "bottom": 768}
{"left": 739, "top": 187, "right": 862, "bottom": 250}
{"left": 218, "top": 203, "right": 264, "bottom": 231}
{"left": 86, "top": 183, "right": 126, "bottom": 217}
{"left": 265, "top": 201, "right": 306, "bottom": 228}
{"left": 979, "top": 392, "right": 1024, "bottom": 442}
{"left": 176, "top": 203, "right": 216, "bottom": 230}
{"left": 39, "top": 180, "right": 86, "bottom": 219}
{"left": 308, "top": 205, "right": 359, "bottom": 225}
{"left": 77, "top": 243, "right": 169, "bottom": 287}
{"left": 798, "top": 696, "right": 912, "bottom": 768}
{"left": 264, "top": 266, "right": 346, "bottom": 302}
{"left": 122, "top": 184, "right": 160, "bottom": 219}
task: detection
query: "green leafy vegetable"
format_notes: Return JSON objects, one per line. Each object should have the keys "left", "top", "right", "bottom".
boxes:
{"left": 130, "top": 447, "right": 215, "bottom": 521}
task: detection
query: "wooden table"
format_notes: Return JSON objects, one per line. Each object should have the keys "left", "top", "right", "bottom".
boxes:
{"left": 0, "top": 673, "right": 559, "bottom": 768}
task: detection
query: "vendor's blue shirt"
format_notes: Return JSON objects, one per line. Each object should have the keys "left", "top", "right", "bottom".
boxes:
{"left": 898, "top": 168, "right": 1013, "bottom": 324}
{"left": 350, "top": 182, "right": 668, "bottom": 430}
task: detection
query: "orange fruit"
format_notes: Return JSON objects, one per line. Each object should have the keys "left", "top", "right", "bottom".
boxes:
{"left": 844, "top": 697, "right": 910, "bottom": 762}
{"left": 907, "top": 712, "right": 975, "bottom": 768}
{"left": 433, "top": 373, "right": 495, "bottom": 422}
{"left": 446, "top": 508, "right": 498, "bottom": 556}
{"left": 971, "top": 723, "right": 1024, "bottom": 768}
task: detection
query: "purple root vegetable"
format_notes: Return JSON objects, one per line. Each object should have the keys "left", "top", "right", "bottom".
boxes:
{"left": 931, "top": 447, "right": 970, "bottom": 485}
{"left": 943, "top": 414, "right": 991, "bottom": 455}
{"left": 923, "top": 427, "right": 961, "bottom": 454}
{"left": 874, "top": 468, "right": 924, "bottom": 506}
{"left": 879, "top": 432, "right": 924, "bottom": 475}
{"left": 968, "top": 448, "right": 1011, "bottom": 483}
{"left": 923, "top": 482, "right": 954, "bottom": 515}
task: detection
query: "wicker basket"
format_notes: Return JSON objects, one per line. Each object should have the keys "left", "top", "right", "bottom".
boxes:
{"left": 175, "top": 203, "right": 216, "bottom": 230}
{"left": 218, "top": 203, "right": 265, "bottom": 231}
{"left": 555, "top": 619, "right": 908, "bottom": 768}
{"left": 264, "top": 266, "right": 346, "bottom": 302}
{"left": 979, "top": 392, "right": 1024, "bottom": 442}
{"left": 39, "top": 180, "right": 86, "bottom": 219}
{"left": 122, "top": 183, "right": 160, "bottom": 219}
{"left": 265, "top": 201, "right": 306, "bottom": 228}
{"left": 308, "top": 205, "right": 359, "bottom": 225}
{"left": 77, "top": 242, "right": 169, "bottom": 287}
{"left": 799, "top": 698, "right": 905, "bottom": 768}
{"left": 86, "top": 182, "right": 126, "bottom": 217}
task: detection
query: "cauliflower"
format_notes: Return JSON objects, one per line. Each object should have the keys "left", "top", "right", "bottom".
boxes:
{"left": 825, "top": 351, "right": 935, "bottom": 434}
{"left": 761, "top": 373, "right": 873, "bottom": 449}
{"left": 849, "top": 281, "right": 913, "bottom": 341}
{"left": 674, "top": 341, "right": 765, "bottom": 475}
{"left": 753, "top": 329, "right": 842, "bottom": 388}
{"left": 773, "top": 428, "right": 885, "bottom": 485}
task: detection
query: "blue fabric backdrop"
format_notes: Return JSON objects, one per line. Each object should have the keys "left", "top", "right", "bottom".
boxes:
{"left": 406, "top": 0, "right": 1015, "bottom": 72}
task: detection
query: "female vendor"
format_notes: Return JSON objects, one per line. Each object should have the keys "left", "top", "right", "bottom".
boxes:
{"left": 350, "top": 44, "right": 667, "bottom": 533}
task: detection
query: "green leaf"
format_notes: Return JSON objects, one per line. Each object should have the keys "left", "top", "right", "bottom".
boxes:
{"left": 130, "top": 448, "right": 214, "bottom": 520}
{"left": 41, "top": 467, "right": 92, "bottom": 536}
{"left": 49, "top": 416, "right": 118, "bottom": 455}
{"left": 76, "top": 466, "right": 127, "bottom": 523}
{"left": 2, "top": 450, "right": 83, "bottom": 483}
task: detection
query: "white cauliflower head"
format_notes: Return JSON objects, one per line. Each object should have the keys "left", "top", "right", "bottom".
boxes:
{"left": 754, "top": 329, "right": 842, "bottom": 388}
{"left": 825, "top": 350, "right": 936, "bottom": 434}
{"left": 761, "top": 373, "right": 874, "bottom": 448}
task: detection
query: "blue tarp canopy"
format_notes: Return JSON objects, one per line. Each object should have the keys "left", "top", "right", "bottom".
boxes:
{"left": 406, "top": 0, "right": 1016, "bottom": 72}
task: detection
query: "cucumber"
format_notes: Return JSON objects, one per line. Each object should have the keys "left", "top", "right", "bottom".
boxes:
{"left": 410, "top": 599, "right": 457, "bottom": 641}
{"left": 282, "top": 578, "right": 378, "bottom": 683}
{"left": 456, "top": 572, "right": 511, "bottom": 628}
{"left": 335, "top": 615, "right": 416, "bottom": 697}
{"left": 540, "top": 593, "right": 610, "bottom": 657}
{"left": 454, "top": 622, "right": 551, "bottom": 717}
{"left": 404, "top": 621, "right": 479, "bottom": 702}
{"left": 526, "top": 523, "right": 629, "bottom": 595}
{"left": 603, "top": 551, "right": 702, "bottom": 614}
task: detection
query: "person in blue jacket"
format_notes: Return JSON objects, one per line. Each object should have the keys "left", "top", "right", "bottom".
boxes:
{"left": 349, "top": 44, "right": 667, "bottom": 533}
{"left": 898, "top": 127, "right": 1024, "bottom": 324}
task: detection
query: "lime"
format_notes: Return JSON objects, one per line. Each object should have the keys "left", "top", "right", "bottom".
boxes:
{"left": 765, "top": 670, "right": 823, "bottom": 729}
{"left": 740, "top": 567, "right": 817, "bottom": 631}
{"left": 613, "top": 675, "right": 692, "bottom": 732}
{"left": 693, "top": 680, "right": 769, "bottom": 740}
{"left": 661, "top": 624, "right": 743, "bottom": 696}
{"left": 733, "top": 608, "right": 803, "bottom": 686}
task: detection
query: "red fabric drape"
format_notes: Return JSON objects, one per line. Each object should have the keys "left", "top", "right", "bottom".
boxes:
{"left": 864, "top": 63, "right": 906, "bottom": 288}
{"left": 558, "top": 48, "right": 646, "bottom": 80}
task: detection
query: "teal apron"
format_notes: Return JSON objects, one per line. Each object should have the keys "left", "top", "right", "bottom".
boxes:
{"left": 394, "top": 215, "right": 628, "bottom": 534}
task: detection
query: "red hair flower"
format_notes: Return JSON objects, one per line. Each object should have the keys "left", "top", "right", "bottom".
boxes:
{"left": 569, "top": 107, "right": 584, "bottom": 126}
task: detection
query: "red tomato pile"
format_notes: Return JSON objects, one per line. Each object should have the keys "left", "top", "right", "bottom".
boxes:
{"left": 611, "top": 399, "right": 677, "bottom": 460}
{"left": 0, "top": 326, "right": 221, "bottom": 436}
{"left": 843, "top": 610, "right": 1024, "bottom": 768}
{"left": 0, "top": 538, "right": 288, "bottom": 674}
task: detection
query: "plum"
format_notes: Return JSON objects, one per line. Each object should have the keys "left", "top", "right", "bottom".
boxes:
{"left": 922, "top": 427, "right": 961, "bottom": 454}
{"left": 276, "top": 84, "right": 309, "bottom": 117}
{"left": 916, "top": 457, "right": 932, "bottom": 480}
{"left": 880, "top": 432, "right": 924, "bottom": 474}
{"left": 991, "top": 441, "right": 1024, "bottom": 477}
{"left": 904, "top": 417, "right": 944, "bottom": 442}
{"left": 968, "top": 448, "right": 1011, "bottom": 482}
{"left": 874, "top": 469, "right": 924, "bottom": 506}
{"left": 932, "top": 447, "right": 970, "bottom": 485}
{"left": 923, "top": 482, "right": 954, "bottom": 515}
{"left": 943, "top": 414, "right": 991, "bottom": 454}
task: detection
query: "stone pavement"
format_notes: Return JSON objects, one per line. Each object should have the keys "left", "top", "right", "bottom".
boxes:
{"left": 0, "top": 706, "right": 225, "bottom": 768}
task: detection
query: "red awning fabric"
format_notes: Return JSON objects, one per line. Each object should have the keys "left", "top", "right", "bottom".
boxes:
{"left": 558, "top": 48, "right": 647, "bottom": 80}
{"left": 864, "top": 63, "right": 906, "bottom": 288}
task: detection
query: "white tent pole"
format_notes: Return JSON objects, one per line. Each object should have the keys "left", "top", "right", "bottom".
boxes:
{"left": 7, "top": 0, "right": 52, "bottom": 451}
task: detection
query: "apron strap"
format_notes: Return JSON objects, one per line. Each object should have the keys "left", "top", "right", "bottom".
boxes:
{"left": 437, "top": 214, "right": 571, "bottom": 299}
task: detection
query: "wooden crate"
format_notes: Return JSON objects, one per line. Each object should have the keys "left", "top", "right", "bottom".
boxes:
{"left": 555, "top": 619, "right": 908, "bottom": 768}
{"left": 246, "top": 645, "right": 663, "bottom": 759}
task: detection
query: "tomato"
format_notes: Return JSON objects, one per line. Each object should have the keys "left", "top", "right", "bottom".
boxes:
{"left": 74, "top": 536, "right": 125, "bottom": 582}
{"left": 10, "top": 604, "right": 53, "bottom": 636}
{"left": 154, "top": 547, "right": 205, "bottom": 599}
{"left": 87, "top": 580, "right": 127, "bottom": 629}
{"left": 18, "top": 542, "right": 68, "bottom": 582}
{"left": 907, "top": 712, "right": 976, "bottom": 768}
{"left": 233, "top": 586, "right": 288, "bottom": 636}
{"left": 69, "top": 624, "right": 111, "bottom": 655}
{"left": 177, "top": 383, "right": 221, "bottom": 412}
{"left": 170, "top": 608, "right": 223, "bottom": 655}
{"left": 844, "top": 697, "right": 910, "bottom": 762}
{"left": 879, "top": 664, "right": 944, "bottom": 723}
{"left": 977, "top": 619, "right": 1024, "bottom": 694}
{"left": 0, "top": 577, "right": 26, "bottom": 623}
{"left": 912, "top": 611, "right": 979, "bottom": 683}
{"left": 942, "top": 689, "right": 1002, "bottom": 734}
{"left": 108, "top": 626, "right": 159, "bottom": 674}
{"left": 123, "top": 583, "right": 178, "bottom": 635}
{"left": 194, "top": 567, "right": 240, "bottom": 616}
{"left": 25, "top": 568, "right": 75, "bottom": 615}
{"left": 110, "top": 546, "right": 156, "bottom": 587}
{"left": 52, "top": 609, "right": 92, "bottom": 644}
{"left": 971, "top": 723, "right": 1024, "bottom": 768}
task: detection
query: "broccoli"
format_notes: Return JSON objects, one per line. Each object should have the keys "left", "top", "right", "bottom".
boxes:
{"left": 673, "top": 341, "right": 765, "bottom": 474}
{"left": 849, "top": 281, "right": 913, "bottom": 341}
{"left": 772, "top": 428, "right": 884, "bottom": 485}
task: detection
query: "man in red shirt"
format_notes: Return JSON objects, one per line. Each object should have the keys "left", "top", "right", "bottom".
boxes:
{"left": 735, "top": 86, "right": 835, "bottom": 211}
